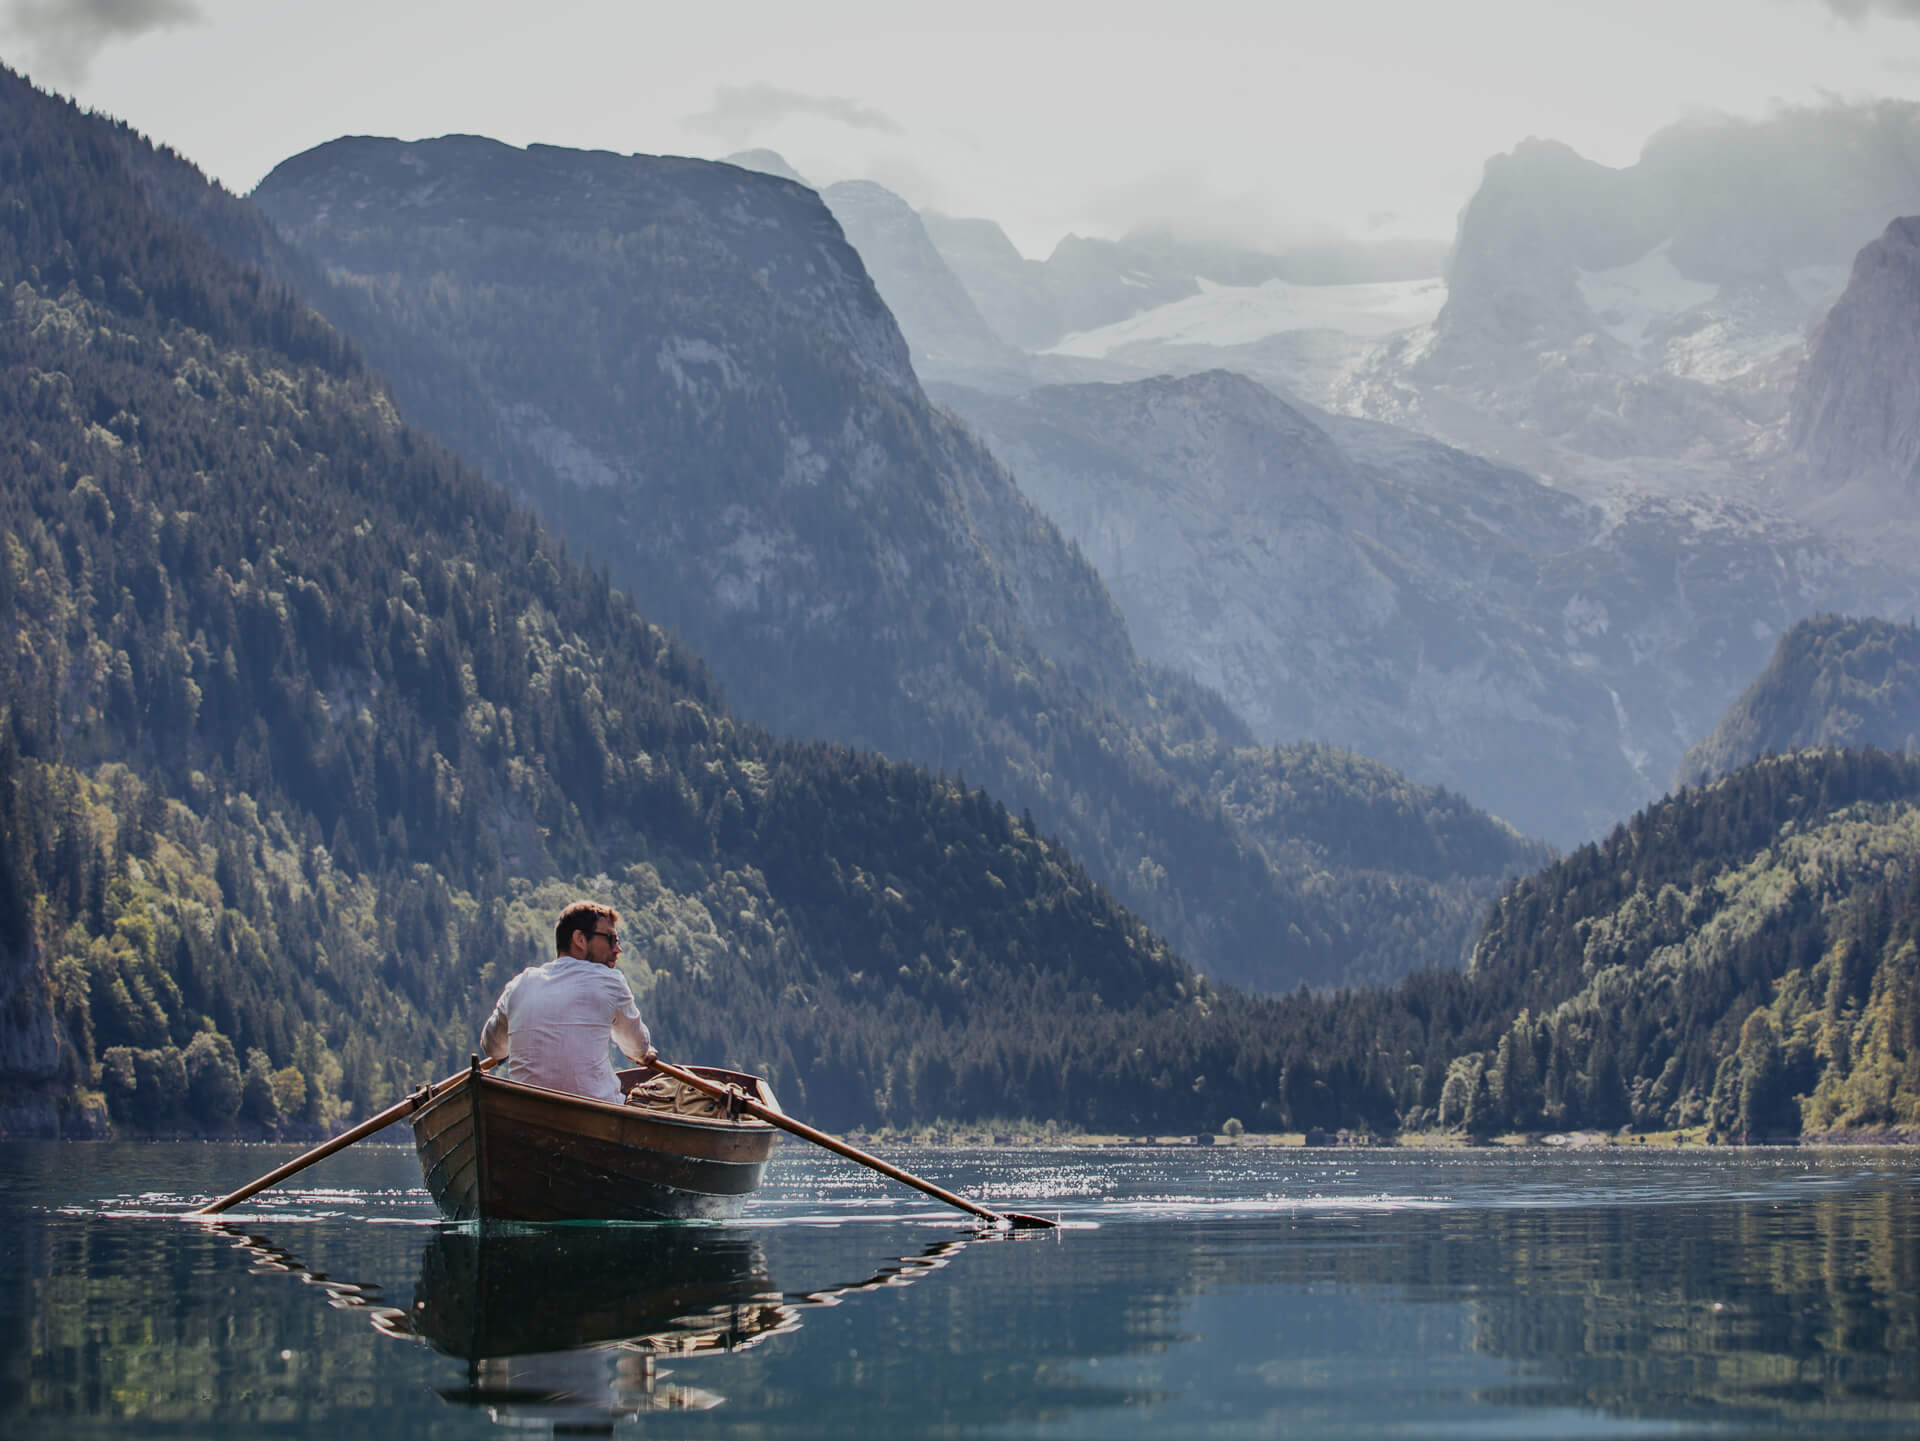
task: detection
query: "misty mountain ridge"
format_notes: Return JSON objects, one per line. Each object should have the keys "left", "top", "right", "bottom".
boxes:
{"left": 819, "top": 179, "right": 1030, "bottom": 387}
{"left": 1251, "top": 103, "right": 1920, "bottom": 520}
{"left": 936, "top": 369, "right": 1896, "bottom": 844}
{"left": 785, "top": 103, "right": 1920, "bottom": 847}
{"left": 248, "top": 131, "right": 1541, "bottom": 991}
{"left": 446, "top": 125, "right": 1920, "bottom": 850}
{"left": 841, "top": 103, "right": 1918, "bottom": 533}
{"left": 722, "top": 146, "right": 1445, "bottom": 370}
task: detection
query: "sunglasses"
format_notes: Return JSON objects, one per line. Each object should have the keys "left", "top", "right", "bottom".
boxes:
{"left": 589, "top": 930, "right": 621, "bottom": 947}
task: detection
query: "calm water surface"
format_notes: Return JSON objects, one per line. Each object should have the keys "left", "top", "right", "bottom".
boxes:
{"left": 2, "top": 1140, "right": 1916, "bottom": 1438}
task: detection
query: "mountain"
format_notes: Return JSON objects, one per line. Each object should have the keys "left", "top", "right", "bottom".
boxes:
{"left": 1082, "top": 745, "right": 1920, "bottom": 1142}
{"left": 720, "top": 147, "right": 808, "bottom": 185}
{"left": 1788, "top": 215, "right": 1920, "bottom": 529}
{"left": 10, "top": 67, "right": 1914, "bottom": 1147}
{"left": 1444, "top": 747, "right": 1920, "bottom": 1141}
{"left": 246, "top": 132, "right": 1541, "bottom": 991}
{"left": 920, "top": 213, "right": 1447, "bottom": 356}
{"left": 1333, "top": 102, "right": 1920, "bottom": 493}
{"left": 0, "top": 63, "right": 1335, "bottom": 1137}
{"left": 1241, "top": 747, "right": 1920, "bottom": 1141}
{"left": 919, "top": 212, "right": 1068, "bottom": 351}
{"left": 936, "top": 369, "right": 1879, "bottom": 845}
{"left": 1005, "top": 104, "right": 1920, "bottom": 524}
{"left": 1677, "top": 616, "right": 1920, "bottom": 787}
{"left": 719, "top": 152, "right": 1030, "bottom": 384}
{"left": 818, "top": 180, "right": 1027, "bottom": 387}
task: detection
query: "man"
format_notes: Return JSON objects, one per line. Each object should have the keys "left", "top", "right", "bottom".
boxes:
{"left": 480, "top": 901, "right": 658, "bottom": 1103}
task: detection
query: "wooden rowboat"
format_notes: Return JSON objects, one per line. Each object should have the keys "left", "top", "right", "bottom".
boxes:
{"left": 409, "top": 1058, "right": 781, "bottom": 1223}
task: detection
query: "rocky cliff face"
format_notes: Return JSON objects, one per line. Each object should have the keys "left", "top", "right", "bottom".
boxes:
{"left": 1435, "top": 138, "right": 1654, "bottom": 374}
{"left": 1329, "top": 104, "right": 1920, "bottom": 489}
{"left": 0, "top": 933, "right": 63, "bottom": 1136}
{"left": 253, "top": 136, "right": 1148, "bottom": 737}
{"left": 1789, "top": 216, "right": 1920, "bottom": 512}
{"left": 940, "top": 370, "right": 1881, "bottom": 844}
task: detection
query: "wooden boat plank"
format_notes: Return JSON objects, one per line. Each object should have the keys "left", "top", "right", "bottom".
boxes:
{"left": 482, "top": 1084, "right": 774, "bottom": 1163}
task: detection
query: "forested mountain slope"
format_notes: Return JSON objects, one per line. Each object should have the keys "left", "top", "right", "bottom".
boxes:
{"left": 1450, "top": 748, "right": 1920, "bottom": 1139}
{"left": 1087, "top": 747, "right": 1920, "bottom": 1142}
{"left": 1677, "top": 616, "right": 1920, "bottom": 787}
{"left": 239, "top": 132, "right": 1541, "bottom": 990}
{"left": 0, "top": 66, "right": 1271, "bottom": 1136}
{"left": 1207, "top": 748, "right": 1920, "bottom": 1141}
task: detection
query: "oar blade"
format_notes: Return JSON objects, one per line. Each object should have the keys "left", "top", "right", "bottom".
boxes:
{"left": 999, "top": 1211, "right": 1059, "bottom": 1230}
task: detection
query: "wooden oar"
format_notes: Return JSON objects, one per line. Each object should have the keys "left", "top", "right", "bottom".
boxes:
{"left": 649, "top": 1057, "right": 1057, "bottom": 1231}
{"left": 193, "top": 1057, "right": 498, "bottom": 1216}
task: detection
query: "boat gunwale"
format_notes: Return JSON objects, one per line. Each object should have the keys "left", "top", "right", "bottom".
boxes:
{"left": 414, "top": 1066, "right": 781, "bottom": 1138}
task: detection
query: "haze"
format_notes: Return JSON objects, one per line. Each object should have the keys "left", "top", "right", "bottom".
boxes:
{"left": 6, "top": 0, "right": 1920, "bottom": 257}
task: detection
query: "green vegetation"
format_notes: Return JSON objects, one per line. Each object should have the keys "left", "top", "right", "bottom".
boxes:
{"left": 1677, "top": 614, "right": 1920, "bottom": 787}
{"left": 0, "top": 64, "right": 1226, "bottom": 1134}
{"left": 1418, "top": 749, "right": 1920, "bottom": 1141}
{"left": 3, "top": 67, "right": 1915, "bottom": 1143}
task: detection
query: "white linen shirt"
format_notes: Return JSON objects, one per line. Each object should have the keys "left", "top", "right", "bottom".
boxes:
{"left": 479, "top": 956, "right": 653, "bottom": 1103}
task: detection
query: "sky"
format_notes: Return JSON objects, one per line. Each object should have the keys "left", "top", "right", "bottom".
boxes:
{"left": 6, "top": 0, "right": 1920, "bottom": 259}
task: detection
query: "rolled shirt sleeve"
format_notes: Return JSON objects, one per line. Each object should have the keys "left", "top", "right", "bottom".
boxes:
{"left": 610, "top": 993, "right": 653, "bottom": 1064}
{"left": 480, "top": 974, "right": 518, "bottom": 1061}
{"left": 479, "top": 1007, "right": 508, "bottom": 1060}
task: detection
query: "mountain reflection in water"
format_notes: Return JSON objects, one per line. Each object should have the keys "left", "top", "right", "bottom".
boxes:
{"left": 216, "top": 1221, "right": 972, "bottom": 1426}
{"left": 7, "top": 1144, "right": 1920, "bottom": 1438}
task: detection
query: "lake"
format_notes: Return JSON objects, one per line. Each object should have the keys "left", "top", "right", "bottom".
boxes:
{"left": 2, "top": 1140, "right": 1916, "bottom": 1438}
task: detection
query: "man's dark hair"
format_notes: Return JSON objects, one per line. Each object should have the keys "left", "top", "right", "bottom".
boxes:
{"left": 555, "top": 900, "right": 619, "bottom": 954}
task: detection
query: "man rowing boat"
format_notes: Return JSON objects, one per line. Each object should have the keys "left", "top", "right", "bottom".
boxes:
{"left": 480, "top": 901, "right": 658, "bottom": 1103}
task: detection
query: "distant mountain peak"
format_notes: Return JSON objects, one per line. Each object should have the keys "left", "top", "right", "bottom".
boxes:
{"left": 721, "top": 148, "right": 808, "bottom": 186}
{"left": 1789, "top": 215, "right": 1920, "bottom": 509}
{"left": 818, "top": 177, "right": 1025, "bottom": 383}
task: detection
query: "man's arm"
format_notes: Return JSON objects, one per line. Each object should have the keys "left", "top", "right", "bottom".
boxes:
{"left": 607, "top": 971, "right": 656, "bottom": 1064}
{"left": 612, "top": 1008, "right": 655, "bottom": 1066}
{"left": 480, "top": 1004, "right": 509, "bottom": 1060}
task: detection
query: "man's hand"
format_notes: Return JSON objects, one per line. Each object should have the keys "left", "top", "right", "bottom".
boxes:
{"left": 642, "top": 1047, "right": 659, "bottom": 1067}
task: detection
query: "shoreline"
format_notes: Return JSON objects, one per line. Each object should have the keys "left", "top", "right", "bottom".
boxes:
{"left": 10, "top": 1124, "right": 1918, "bottom": 1149}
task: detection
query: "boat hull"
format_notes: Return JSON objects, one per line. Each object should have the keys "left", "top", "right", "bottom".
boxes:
{"left": 410, "top": 1065, "right": 778, "bottom": 1223}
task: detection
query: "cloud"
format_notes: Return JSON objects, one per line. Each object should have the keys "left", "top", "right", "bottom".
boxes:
{"left": 2, "top": 0, "right": 201, "bottom": 84}
{"left": 1820, "top": 0, "right": 1920, "bottom": 21}
{"left": 1077, "top": 169, "right": 1345, "bottom": 253}
{"left": 684, "top": 83, "right": 902, "bottom": 147}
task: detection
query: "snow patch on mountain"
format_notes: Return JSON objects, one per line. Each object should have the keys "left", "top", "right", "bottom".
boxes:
{"left": 500, "top": 402, "right": 626, "bottom": 489}
{"left": 1574, "top": 244, "right": 1718, "bottom": 351}
{"left": 1044, "top": 276, "right": 1447, "bottom": 358}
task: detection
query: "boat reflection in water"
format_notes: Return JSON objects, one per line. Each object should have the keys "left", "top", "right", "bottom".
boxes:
{"left": 410, "top": 1226, "right": 792, "bottom": 1418}
{"left": 217, "top": 1223, "right": 971, "bottom": 1427}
